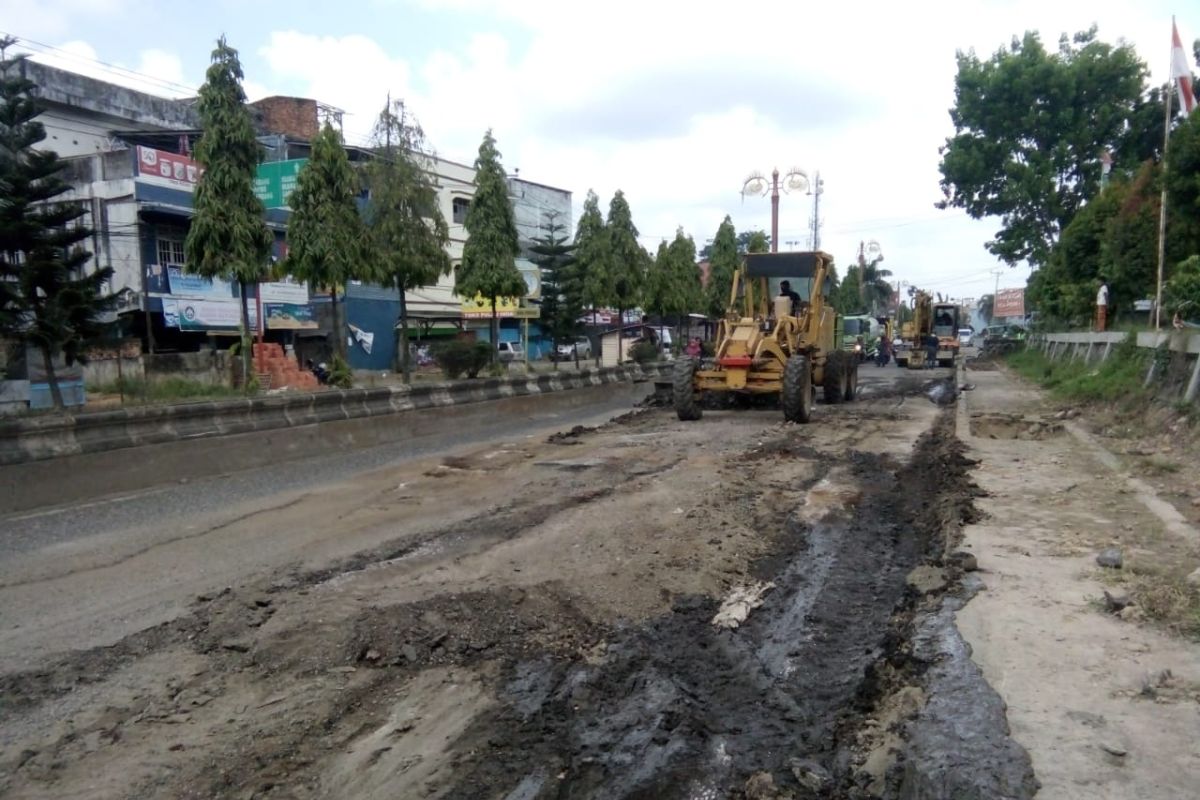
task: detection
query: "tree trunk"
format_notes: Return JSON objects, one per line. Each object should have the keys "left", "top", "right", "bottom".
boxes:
{"left": 593, "top": 308, "right": 600, "bottom": 367}
{"left": 490, "top": 297, "right": 499, "bottom": 365}
{"left": 398, "top": 287, "right": 412, "bottom": 384}
{"left": 238, "top": 280, "right": 252, "bottom": 390}
{"left": 40, "top": 346, "right": 64, "bottom": 411}
{"left": 618, "top": 307, "right": 626, "bottom": 364}
{"left": 331, "top": 287, "right": 346, "bottom": 361}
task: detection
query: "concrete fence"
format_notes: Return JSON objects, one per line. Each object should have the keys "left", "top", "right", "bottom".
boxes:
{"left": 1031, "top": 331, "right": 1200, "bottom": 403}
{"left": 0, "top": 362, "right": 670, "bottom": 467}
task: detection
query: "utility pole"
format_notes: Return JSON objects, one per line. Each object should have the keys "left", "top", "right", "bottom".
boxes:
{"left": 809, "top": 171, "right": 824, "bottom": 251}
{"left": 990, "top": 268, "right": 1003, "bottom": 323}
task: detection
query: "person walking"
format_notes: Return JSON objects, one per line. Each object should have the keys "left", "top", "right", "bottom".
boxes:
{"left": 1096, "top": 280, "right": 1109, "bottom": 332}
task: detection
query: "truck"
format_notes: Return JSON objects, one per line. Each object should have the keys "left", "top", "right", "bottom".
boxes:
{"left": 840, "top": 314, "right": 881, "bottom": 362}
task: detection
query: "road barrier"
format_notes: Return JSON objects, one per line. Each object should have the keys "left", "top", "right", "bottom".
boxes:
{"left": 1030, "top": 331, "right": 1200, "bottom": 404}
{"left": 0, "top": 363, "right": 673, "bottom": 514}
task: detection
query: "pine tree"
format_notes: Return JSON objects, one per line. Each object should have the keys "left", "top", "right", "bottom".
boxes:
{"left": 667, "top": 228, "right": 700, "bottom": 345}
{"left": 185, "top": 36, "right": 272, "bottom": 385}
{"left": 286, "top": 121, "right": 368, "bottom": 365}
{"left": 605, "top": 190, "right": 645, "bottom": 362}
{"left": 705, "top": 215, "right": 739, "bottom": 318}
{"left": 0, "top": 37, "right": 115, "bottom": 409}
{"left": 456, "top": 130, "right": 524, "bottom": 362}
{"left": 363, "top": 98, "right": 450, "bottom": 381}
{"left": 528, "top": 211, "right": 579, "bottom": 369}
{"left": 575, "top": 190, "right": 609, "bottom": 365}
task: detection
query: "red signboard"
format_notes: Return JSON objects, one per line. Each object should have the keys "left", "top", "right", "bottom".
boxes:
{"left": 994, "top": 287, "right": 1025, "bottom": 318}
{"left": 136, "top": 145, "right": 203, "bottom": 192}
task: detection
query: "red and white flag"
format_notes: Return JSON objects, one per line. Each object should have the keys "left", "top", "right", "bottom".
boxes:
{"left": 1172, "top": 19, "right": 1196, "bottom": 115}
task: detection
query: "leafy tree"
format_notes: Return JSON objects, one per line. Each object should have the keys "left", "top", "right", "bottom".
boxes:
{"left": 705, "top": 215, "right": 739, "bottom": 317}
{"left": 285, "top": 121, "right": 368, "bottom": 365}
{"left": 185, "top": 36, "right": 272, "bottom": 384}
{"left": 645, "top": 240, "right": 672, "bottom": 343}
{"left": 456, "top": 129, "right": 524, "bottom": 362}
{"left": 1166, "top": 111, "right": 1200, "bottom": 267}
{"left": 605, "top": 190, "right": 645, "bottom": 361}
{"left": 575, "top": 190, "right": 610, "bottom": 358}
{"left": 978, "top": 294, "right": 995, "bottom": 325}
{"left": 741, "top": 229, "right": 770, "bottom": 254}
{"left": 1100, "top": 163, "right": 1160, "bottom": 316}
{"left": 363, "top": 98, "right": 451, "bottom": 381}
{"left": 1164, "top": 256, "right": 1200, "bottom": 319}
{"left": 528, "top": 210, "right": 579, "bottom": 369}
{"left": 666, "top": 228, "right": 701, "bottom": 345}
{"left": 0, "top": 37, "right": 115, "bottom": 408}
{"left": 938, "top": 27, "right": 1148, "bottom": 267}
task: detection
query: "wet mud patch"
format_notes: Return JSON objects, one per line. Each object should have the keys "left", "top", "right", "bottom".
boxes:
{"left": 431, "top": 412, "right": 1017, "bottom": 799}
{"left": 970, "top": 412, "right": 1065, "bottom": 441}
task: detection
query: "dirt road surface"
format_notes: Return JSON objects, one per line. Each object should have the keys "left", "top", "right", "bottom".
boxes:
{"left": 1, "top": 362, "right": 1175, "bottom": 799}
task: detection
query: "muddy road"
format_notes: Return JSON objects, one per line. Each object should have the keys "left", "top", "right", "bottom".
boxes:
{"left": 0, "top": 368, "right": 1036, "bottom": 799}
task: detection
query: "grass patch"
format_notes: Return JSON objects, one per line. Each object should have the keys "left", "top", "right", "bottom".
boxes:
{"left": 91, "top": 377, "right": 242, "bottom": 404}
{"left": 1133, "top": 578, "right": 1200, "bottom": 639}
{"left": 1143, "top": 457, "right": 1181, "bottom": 475}
{"left": 1005, "top": 339, "right": 1151, "bottom": 406}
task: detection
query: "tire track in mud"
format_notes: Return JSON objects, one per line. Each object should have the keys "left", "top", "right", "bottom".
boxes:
{"left": 431, "top": 412, "right": 1036, "bottom": 800}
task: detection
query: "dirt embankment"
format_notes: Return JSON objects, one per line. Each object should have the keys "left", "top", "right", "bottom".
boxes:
{"left": 0, "top": 381, "right": 1033, "bottom": 800}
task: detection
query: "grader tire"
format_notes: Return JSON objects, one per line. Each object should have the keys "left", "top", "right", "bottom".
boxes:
{"left": 823, "top": 351, "right": 845, "bottom": 404}
{"left": 783, "top": 355, "right": 813, "bottom": 424}
{"left": 844, "top": 358, "right": 859, "bottom": 401}
{"left": 673, "top": 358, "right": 702, "bottom": 421}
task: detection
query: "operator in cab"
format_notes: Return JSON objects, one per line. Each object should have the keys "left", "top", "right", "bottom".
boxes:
{"left": 778, "top": 281, "right": 802, "bottom": 316}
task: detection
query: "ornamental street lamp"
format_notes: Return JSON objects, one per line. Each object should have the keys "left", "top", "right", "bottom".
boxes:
{"left": 741, "top": 167, "right": 810, "bottom": 253}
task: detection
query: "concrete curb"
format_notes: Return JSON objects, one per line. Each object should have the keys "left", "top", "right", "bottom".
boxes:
{"left": 0, "top": 363, "right": 670, "bottom": 467}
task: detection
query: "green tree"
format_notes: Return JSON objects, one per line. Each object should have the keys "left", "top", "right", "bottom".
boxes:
{"left": 1100, "top": 162, "right": 1160, "bottom": 317}
{"left": 644, "top": 240, "right": 673, "bottom": 345}
{"left": 1166, "top": 111, "right": 1200, "bottom": 267}
{"left": 705, "top": 215, "right": 739, "bottom": 318}
{"left": 185, "top": 36, "right": 272, "bottom": 384}
{"left": 0, "top": 37, "right": 115, "bottom": 408}
{"left": 937, "top": 27, "right": 1148, "bottom": 267}
{"left": 605, "top": 190, "right": 645, "bottom": 361}
{"left": 741, "top": 229, "right": 770, "bottom": 254}
{"left": 666, "top": 228, "right": 700, "bottom": 345}
{"left": 575, "top": 190, "right": 609, "bottom": 365}
{"left": 456, "top": 129, "right": 524, "bottom": 362}
{"left": 285, "top": 121, "right": 368, "bottom": 365}
{"left": 528, "top": 211, "right": 579, "bottom": 369}
{"left": 363, "top": 98, "right": 451, "bottom": 381}
{"left": 1164, "top": 256, "right": 1200, "bottom": 319}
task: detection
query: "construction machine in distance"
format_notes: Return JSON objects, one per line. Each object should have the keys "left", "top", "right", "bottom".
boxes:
{"left": 673, "top": 250, "right": 858, "bottom": 423}
{"left": 895, "top": 290, "right": 961, "bottom": 368}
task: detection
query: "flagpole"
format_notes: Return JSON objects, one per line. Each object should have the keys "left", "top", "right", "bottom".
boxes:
{"left": 1155, "top": 20, "right": 1174, "bottom": 332}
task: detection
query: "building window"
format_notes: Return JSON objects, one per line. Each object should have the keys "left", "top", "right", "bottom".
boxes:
{"left": 156, "top": 233, "right": 186, "bottom": 267}
{"left": 452, "top": 197, "right": 470, "bottom": 224}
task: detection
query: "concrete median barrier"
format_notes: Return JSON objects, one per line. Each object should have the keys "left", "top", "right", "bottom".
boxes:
{"left": 0, "top": 363, "right": 667, "bottom": 514}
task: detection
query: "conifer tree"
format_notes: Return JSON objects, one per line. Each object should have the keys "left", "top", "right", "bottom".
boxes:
{"left": 456, "top": 130, "right": 524, "bottom": 361}
{"left": 575, "top": 190, "right": 609, "bottom": 365}
{"left": 0, "top": 37, "right": 115, "bottom": 409}
{"left": 286, "top": 121, "right": 368, "bottom": 364}
{"left": 185, "top": 36, "right": 272, "bottom": 383}
{"left": 528, "top": 211, "right": 579, "bottom": 369}
{"left": 605, "top": 190, "right": 645, "bottom": 362}
{"left": 363, "top": 99, "right": 450, "bottom": 381}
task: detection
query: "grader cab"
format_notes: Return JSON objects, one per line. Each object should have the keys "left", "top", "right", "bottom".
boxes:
{"left": 673, "top": 251, "right": 858, "bottom": 423}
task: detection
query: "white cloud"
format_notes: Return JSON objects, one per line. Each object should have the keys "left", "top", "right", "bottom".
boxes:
{"left": 0, "top": 0, "right": 125, "bottom": 40}
{"left": 23, "top": 39, "right": 194, "bottom": 99}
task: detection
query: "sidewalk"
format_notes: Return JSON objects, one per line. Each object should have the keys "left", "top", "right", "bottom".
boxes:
{"left": 955, "top": 364, "right": 1200, "bottom": 798}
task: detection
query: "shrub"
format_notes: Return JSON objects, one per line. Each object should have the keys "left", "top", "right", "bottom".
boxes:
{"left": 434, "top": 341, "right": 492, "bottom": 379}
{"left": 629, "top": 340, "right": 659, "bottom": 364}
{"left": 328, "top": 355, "right": 353, "bottom": 389}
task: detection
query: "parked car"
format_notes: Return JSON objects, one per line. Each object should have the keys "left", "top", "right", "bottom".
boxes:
{"left": 496, "top": 341, "right": 525, "bottom": 363}
{"left": 958, "top": 328, "right": 974, "bottom": 346}
{"left": 553, "top": 336, "right": 592, "bottom": 361}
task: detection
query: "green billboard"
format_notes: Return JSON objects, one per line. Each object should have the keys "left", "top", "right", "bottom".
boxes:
{"left": 254, "top": 159, "right": 308, "bottom": 209}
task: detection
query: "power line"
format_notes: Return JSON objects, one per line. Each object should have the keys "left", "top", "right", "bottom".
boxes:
{"left": 3, "top": 31, "right": 199, "bottom": 97}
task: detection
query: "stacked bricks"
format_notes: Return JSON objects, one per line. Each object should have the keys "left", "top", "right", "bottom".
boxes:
{"left": 251, "top": 343, "right": 320, "bottom": 391}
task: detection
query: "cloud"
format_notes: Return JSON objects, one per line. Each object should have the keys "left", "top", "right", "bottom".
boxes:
{"left": 0, "top": 0, "right": 125, "bottom": 40}
{"left": 24, "top": 40, "right": 193, "bottom": 99}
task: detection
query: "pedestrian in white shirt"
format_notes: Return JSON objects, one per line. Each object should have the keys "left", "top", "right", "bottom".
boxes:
{"left": 1095, "top": 281, "right": 1109, "bottom": 332}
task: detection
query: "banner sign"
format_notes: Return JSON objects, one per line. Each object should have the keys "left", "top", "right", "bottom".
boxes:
{"left": 136, "top": 146, "right": 203, "bottom": 192}
{"left": 461, "top": 294, "right": 521, "bottom": 319}
{"left": 254, "top": 159, "right": 307, "bottom": 209}
{"left": 994, "top": 288, "right": 1026, "bottom": 319}
{"left": 265, "top": 303, "right": 318, "bottom": 330}
{"left": 260, "top": 278, "right": 309, "bottom": 305}
{"left": 163, "top": 298, "right": 256, "bottom": 331}
{"left": 166, "top": 267, "right": 233, "bottom": 299}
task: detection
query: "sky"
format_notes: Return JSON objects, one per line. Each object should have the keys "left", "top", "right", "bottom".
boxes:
{"left": 2, "top": 0, "right": 1191, "bottom": 303}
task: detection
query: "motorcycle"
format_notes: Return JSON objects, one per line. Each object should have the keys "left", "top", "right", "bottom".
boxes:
{"left": 307, "top": 359, "right": 331, "bottom": 385}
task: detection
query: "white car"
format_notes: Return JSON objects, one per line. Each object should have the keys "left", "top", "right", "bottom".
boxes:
{"left": 958, "top": 328, "right": 974, "bottom": 346}
{"left": 554, "top": 336, "right": 592, "bottom": 360}
{"left": 496, "top": 341, "right": 525, "bottom": 362}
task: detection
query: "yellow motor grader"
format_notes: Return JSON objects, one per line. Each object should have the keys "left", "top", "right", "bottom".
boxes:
{"left": 895, "top": 290, "right": 961, "bottom": 369}
{"left": 673, "top": 251, "right": 857, "bottom": 423}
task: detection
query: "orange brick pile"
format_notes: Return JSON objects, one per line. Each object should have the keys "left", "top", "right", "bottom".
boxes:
{"left": 252, "top": 343, "right": 320, "bottom": 391}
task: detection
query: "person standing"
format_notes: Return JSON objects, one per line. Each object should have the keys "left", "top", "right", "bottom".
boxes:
{"left": 1096, "top": 280, "right": 1109, "bottom": 332}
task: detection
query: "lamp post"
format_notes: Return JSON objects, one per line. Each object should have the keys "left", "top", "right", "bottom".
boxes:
{"left": 741, "top": 167, "right": 810, "bottom": 253}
